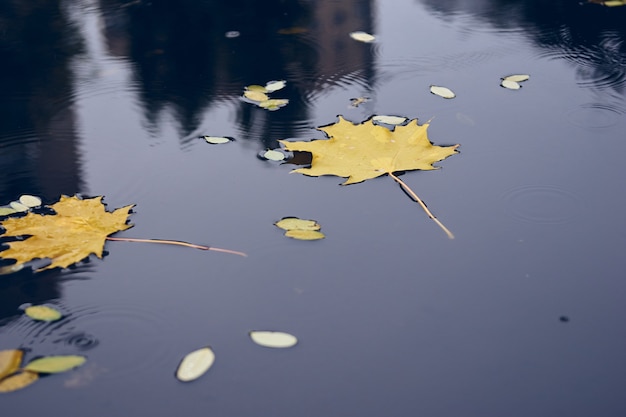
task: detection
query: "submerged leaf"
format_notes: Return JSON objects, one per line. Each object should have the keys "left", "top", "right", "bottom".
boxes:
{"left": 349, "top": 31, "right": 375, "bottom": 43}
{"left": 0, "top": 350, "right": 23, "bottom": 380}
{"left": 24, "top": 355, "right": 86, "bottom": 373}
{"left": 249, "top": 331, "right": 298, "bottom": 348}
{"left": 350, "top": 97, "right": 369, "bottom": 107}
{"left": 0, "top": 371, "right": 38, "bottom": 393}
{"left": 25, "top": 305, "right": 62, "bottom": 322}
{"left": 176, "top": 347, "right": 215, "bottom": 382}
{"left": 275, "top": 217, "right": 321, "bottom": 231}
{"left": 0, "top": 195, "right": 134, "bottom": 272}
{"left": 429, "top": 85, "right": 456, "bottom": 99}
{"left": 258, "top": 98, "right": 289, "bottom": 111}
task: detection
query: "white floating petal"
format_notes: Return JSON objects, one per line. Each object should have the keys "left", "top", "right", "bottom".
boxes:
{"left": 249, "top": 331, "right": 298, "bottom": 348}
{"left": 176, "top": 347, "right": 215, "bottom": 382}
{"left": 349, "top": 31, "right": 375, "bottom": 43}
{"left": 503, "top": 74, "right": 530, "bottom": 82}
{"left": 500, "top": 79, "right": 521, "bottom": 90}
{"left": 19, "top": 195, "right": 42, "bottom": 208}
{"left": 203, "top": 136, "right": 232, "bottom": 144}
{"left": 265, "top": 80, "right": 286, "bottom": 92}
{"left": 372, "top": 115, "right": 408, "bottom": 125}
{"left": 429, "top": 85, "right": 456, "bottom": 99}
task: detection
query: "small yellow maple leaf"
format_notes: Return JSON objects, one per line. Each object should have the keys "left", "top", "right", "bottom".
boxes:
{"left": 280, "top": 116, "right": 459, "bottom": 238}
{"left": 0, "top": 195, "right": 134, "bottom": 271}
{"left": 279, "top": 116, "right": 458, "bottom": 185}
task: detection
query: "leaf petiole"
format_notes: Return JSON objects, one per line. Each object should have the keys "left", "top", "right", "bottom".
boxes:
{"left": 388, "top": 172, "right": 455, "bottom": 239}
{"left": 105, "top": 237, "right": 247, "bottom": 257}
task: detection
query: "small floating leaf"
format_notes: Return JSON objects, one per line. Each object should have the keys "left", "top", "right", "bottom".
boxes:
{"left": 263, "top": 150, "right": 286, "bottom": 161}
{"left": 19, "top": 195, "right": 42, "bottom": 208}
{"left": 25, "top": 305, "right": 62, "bottom": 322}
{"left": 503, "top": 74, "right": 530, "bottom": 82}
{"left": 0, "top": 350, "right": 23, "bottom": 380}
{"left": 245, "top": 85, "right": 268, "bottom": 93}
{"left": 244, "top": 90, "right": 269, "bottom": 102}
{"left": 265, "top": 80, "right": 286, "bottom": 92}
{"left": 0, "top": 371, "right": 38, "bottom": 393}
{"left": 9, "top": 201, "right": 29, "bottom": 212}
{"left": 175, "top": 347, "right": 215, "bottom": 382}
{"left": 259, "top": 98, "right": 289, "bottom": 111}
{"left": 276, "top": 219, "right": 314, "bottom": 231}
{"left": 24, "top": 355, "right": 86, "bottom": 374}
{"left": 202, "top": 136, "right": 233, "bottom": 145}
{"left": 429, "top": 85, "right": 456, "bottom": 99}
{"left": 349, "top": 31, "right": 375, "bottom": 43}
{"left": 350, "top": 97, "right": 369, "bottom": 107}
{"left": 0, "top": 207, "right": 18, "bottom": 216}
{"left": 275, "top": 217, "right": 321, "bottom": 231}
{"left": 500, "top": 79, "right": 521, "bottom": 90}
{"left": 285, "top": 229, "right": 325, "bottom": 240}
{"left": 372, "top": 115, "right": 408, "bottom": 125}
{"left": 249, "top": 331, "right": 298, "bottom": 348}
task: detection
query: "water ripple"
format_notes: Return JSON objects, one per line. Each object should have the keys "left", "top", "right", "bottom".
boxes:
{"left": 566, "top": 102, "right": 624, "bottom": 129}
{"left": 3, "top": 302, "right": 175, "bottom": 379}
{"left": 501, "top": 184, "right": 586, "bottom": 225}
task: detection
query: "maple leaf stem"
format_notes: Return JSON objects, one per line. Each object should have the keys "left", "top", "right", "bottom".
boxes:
{"left": 388, "top": 172, "right": 455, "bottom": 239}
{"left": 105, "top": 237, "right": 248, "bottom": 257}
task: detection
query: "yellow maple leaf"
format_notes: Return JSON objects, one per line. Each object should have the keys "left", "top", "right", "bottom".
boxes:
{"left": 279, "top": 116, "right": 459, "bottom": 238}
{"left": 280, "top": 116, "right": 458, "bottom": 184}
{"left": 0, "top": 195, "right": 134, "bottom": 271}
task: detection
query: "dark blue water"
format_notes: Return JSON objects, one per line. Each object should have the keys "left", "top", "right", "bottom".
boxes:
{"left": 1, "top": 1, "right": 625, "bottom": 416}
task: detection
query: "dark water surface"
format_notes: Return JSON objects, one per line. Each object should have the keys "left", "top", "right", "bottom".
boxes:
{"left": 1, "top": 0, "right": 625, "bottom": 416}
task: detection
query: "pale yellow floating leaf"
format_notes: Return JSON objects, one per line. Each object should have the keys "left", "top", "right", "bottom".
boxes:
{"left": 9, "top": 201, "right": 29, "bottom": 212}
{"left": 429, "top": 85, "right": 456, "bottom": 99}
{"left": 25, "top": 305, "right": 63, "bottom": 322}
{"left": 503, "top": 74, "right": 530, "bottom": 82}
{"left": 0, "top": 350, "right": 23, "bottom": 380}
{"left": 0, "top": 371, "right": 38, "bottom": 393}
{"left": 349, "top": 31, "right": 375, "bottom": 43}
{"left": 202, "top": 136, "right": 232, "bottom": 145}
{"left": 18, "top": 195, "right": 42, "bottom": 208}
{"left": 258, "top": 98, "right": 289, "bottom": 110}
{"left": 244, "top": 90, "right": 269, "bottom": 102}
{"left": 603, "top": 0, "right": 626, "bottom": 5}
{"left": 500, "top": 79, "right": 521, "bottom": 90}
{"left": 275, "top": 217, "right": 321, "bottom": 231}
{"left": 265, "top": 80, "right": 286, "bottom": 92}
{"left": 285, "top": 229, "right": 325, "bottom": 240}
{"left": 245, "top": 85, "right": 267, "bottom": 93}
{"left": 24, "top": 355, "right": 86, "bottom": 374}
{"left": 249, "top": 331, "right": 298, "bottom": 348}
{"left": 372, "top": 115, "right": 408, "bottom": 125}
{"left": 263, "top": 150, "right": 286, "bottom": 161}
{"left": 175, "top": 347, "right": 215, "bottom": 382}
{"left": 0, "top": 207, "right": 18, "bottom": 216}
